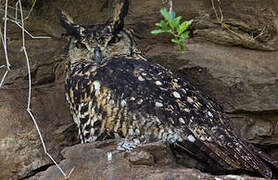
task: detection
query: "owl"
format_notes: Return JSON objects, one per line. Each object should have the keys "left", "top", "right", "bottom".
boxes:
{"left": 60, "top": 0, "right": 277, "bottom": 178}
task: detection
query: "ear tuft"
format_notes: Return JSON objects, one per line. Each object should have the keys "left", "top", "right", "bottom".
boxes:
{"left": 58, "top": 10, "right": 82, "bottom": 38}
{"left": 112, "top": 0, "right": 129, "bottom": 32}
{"left": 58, "top": 10, "right": 74, "bottom": 28}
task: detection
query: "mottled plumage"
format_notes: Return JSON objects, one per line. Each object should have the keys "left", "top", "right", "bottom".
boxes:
{"left": 60, "top": 0, "right": 277, "bottom": 178}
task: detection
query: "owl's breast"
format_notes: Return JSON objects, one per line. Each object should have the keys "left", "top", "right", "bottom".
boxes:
{"left": 66, "top": 57, "right": 228, "bottom": 144}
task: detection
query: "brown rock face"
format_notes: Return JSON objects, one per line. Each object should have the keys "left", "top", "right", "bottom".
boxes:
{"left": 0, "top": 86, "right": 78, "bottom": 179}
{"left": 0, "top": 0, "right": 277, "bottom": 179}
{"left": 29, "top": 140, "right": 266, "bottom": 180}
{"left": 0, "top": 38, "right": 78, "bottom": 179}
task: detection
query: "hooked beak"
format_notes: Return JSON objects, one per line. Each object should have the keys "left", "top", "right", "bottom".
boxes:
{"left": 94, "top": 45, "right": 102, "bottom": 64}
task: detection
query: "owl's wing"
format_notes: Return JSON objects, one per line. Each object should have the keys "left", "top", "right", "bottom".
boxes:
{"left": 66, "top": 57, "right": 273, "bottom": 178}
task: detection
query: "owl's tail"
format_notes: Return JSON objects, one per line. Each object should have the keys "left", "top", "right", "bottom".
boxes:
{"left": 174, "top": 131, "right": 276, "bottom": 178}
{"left": 248, "top": 143, "right": 278, "bottom": 177}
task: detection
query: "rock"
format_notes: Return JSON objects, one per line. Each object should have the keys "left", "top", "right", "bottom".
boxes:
{"left": 28, "top": 140, "right": 266, "bottom": 180}
{"left": 0, "top": 86, "right": 78, "bottom": 179}
{"left": 132, "top": 141, "right": 176, "bottom": 166}
{"left": 128, "top": 151, "right": 154, "bottom": 166}
{"left": 0, "top": 38, "right": 66, "bottom": 87}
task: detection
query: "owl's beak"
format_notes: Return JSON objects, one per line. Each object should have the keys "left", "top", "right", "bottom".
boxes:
{"left": 94, "top": 45, "right": 102, "bottom": 64}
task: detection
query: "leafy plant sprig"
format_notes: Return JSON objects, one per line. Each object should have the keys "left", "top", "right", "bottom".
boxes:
{"left": 151, "top": 8, "right": 193, "bottom": 52}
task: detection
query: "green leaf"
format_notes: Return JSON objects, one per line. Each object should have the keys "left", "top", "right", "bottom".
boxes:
{"left": 160, "top": 8, "right": 175, "bottom": 29}
{"left": 171, "top": 38, "right": 179, "bottom": 44}
{"left": 155, "top": 20, "right": 164, "bottom": 27}
{"left": 151, "top": 29, "right": 166, "bottom": 34}
{"left": 179, "top": 31, "right": 190, "bottom": 41}
{"left": 160, "top": 8, "right": 171, "bottom": 22}
{"left": 155, "top": 20, "right": 169, "bottom": 31}
{"left": 177, "top": 19, "right": 193, "bottom": 35}
{"left": 151, "top": 8, "right": 190, "bottom": 53}
{"left": 178, "top": 43, "right": 184, "bottom": 52}
{"left": 174, "top": 16, "right": 181, "bottom": 28}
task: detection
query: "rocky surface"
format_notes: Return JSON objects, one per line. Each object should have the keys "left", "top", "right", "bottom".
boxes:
{"left": 0, "top": 0, "right": 277, "bottom": 179}
{"left": 29, "top": 140, "right": 267, "bottom": 180}
{"left": 0, "top": 86, "right": 78, "bottom": 179}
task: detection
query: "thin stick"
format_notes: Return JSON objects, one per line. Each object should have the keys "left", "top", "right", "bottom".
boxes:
{"left": 23, "top": 0, "right": 36, "bottom": 21}
{"left": 3, "top": 0, "right": 8, "bottom": 45}
{"left": 0, "top": 69, "right": 8, "bottom": 87}
{"left": 16, "top": 0, "right": 73, "bottom": 178}
{"left": 254, "top": 26, "right": 266, "bottom": 40}
{"left": 7, "top": 17, "right": 51, "bottom": 39}
{"left": 168, "top": 0, "right": 172, "bottom": 15}
{"left": 210, "top": 0, "right": 245, "bottom": 39}
{"left": 211, "top": 0, "right": 220, "bottom": 22}
{"left": 0, "top": 0, "right": 10, "bottom": 88}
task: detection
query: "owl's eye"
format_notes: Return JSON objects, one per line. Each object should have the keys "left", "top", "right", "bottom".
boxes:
{"left": 108, "top": 36, "right": 121, "bottom": 45}
{"left": 76, "top": 42, "right": 86, "bottom": 49}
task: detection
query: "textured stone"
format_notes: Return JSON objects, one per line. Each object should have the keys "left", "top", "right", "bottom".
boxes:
{"left": 128, "top": 151, "right": 154, "bottom": 166}
{"left": 0, "top": 87, "right": 78, "bottom": 179}
{"left": 28, "top": 140, "right": 267, "bottom": 180}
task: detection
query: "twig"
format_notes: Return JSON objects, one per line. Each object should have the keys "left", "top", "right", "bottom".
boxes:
{"left": 23, "top": 0, "right": 36, "bottom": 21}
{"left": 0, "top": 70, "right": 8, "bottom": 86}
{"left": 8, "top": 17, "right": 51, "bottom": 38}
{"left": 3, "top": 0, "right": 7, "bottom": 44}
{"left": 168, "top": 0, "right": 172, "bottom": 15}
{"left": 15, "top": 0, "right": 73, "bottom": 178}
{"left": 0, "top": 0, "right": 10, "bottom": 88}
{"left": 210, "top": 0, "right": 249, "bottom": 40}
{"left": 254, "top": 26, "right": 266, "bottom": 40}
{"left": 211, "top": 0, "right": 264, "bottom": 42}
{"left": 161, "top": 0, "right": 172, "bottom": 14}
{"left": 211, "top": 0, "right": 220, "bottom": 23}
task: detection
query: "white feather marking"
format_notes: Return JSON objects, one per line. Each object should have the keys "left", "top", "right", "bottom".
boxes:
{"left": 173, "top": 91, "right": 181, "bottom": 99}
{"left": 137, "top": 99, "right": 143, "bottom": 104}
{"left": 155, "top": 80, "right": 162, "bottom": 86}
{"left": 208, "top": 111, "right": 213, "bottom": 117}
{"left": 121, "top": 100, "right": 127, "bottom": 107}
{"left": 155, "top": 102, "right": 163, "bottom": 107}
{"left": 187, "top": 135, "right": 196, "bottom": 143}
{"left": 179, "top": 118, "right": 185, "bottom": 124}
{"left": 187, "top": 96, "right": 194, "bottom": 103}
{"left": 93, "top": 80, "right": 101, "bottom": 96}
{"left": 138, "top": 76, "right": 144, "bottom": 81}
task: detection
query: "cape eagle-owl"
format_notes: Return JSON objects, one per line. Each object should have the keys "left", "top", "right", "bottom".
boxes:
{"left": 60, "top": 0, "right": 277, "bottom": 178}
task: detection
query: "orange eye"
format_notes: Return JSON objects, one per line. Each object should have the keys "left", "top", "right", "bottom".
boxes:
{"left": 109, "top": 36, "right": 121, "bottom": 45}
{"left": 76, "top": 42, "right": 85, "bottom": 49}
{"left": 114, "top": 37, "right": 120, "bottom": 43}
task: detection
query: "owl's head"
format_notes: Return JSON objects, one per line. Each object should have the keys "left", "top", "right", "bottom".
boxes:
{"left": 60, "top": 0, "right": 137, "bottom": 65}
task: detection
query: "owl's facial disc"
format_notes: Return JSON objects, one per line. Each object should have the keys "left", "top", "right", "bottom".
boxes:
{"left": 59, "top": 0, "right": 130, "bottom": 65}
{"left": 66, "top": 28, "right": 132, "bottom": 65}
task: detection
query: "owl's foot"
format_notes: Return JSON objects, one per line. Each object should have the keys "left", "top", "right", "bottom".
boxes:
{"left": 106, "top": 139, "right": 139, "bottom": 162}
{"left": 116, "top": 139, "right": 138, "bottom": 152}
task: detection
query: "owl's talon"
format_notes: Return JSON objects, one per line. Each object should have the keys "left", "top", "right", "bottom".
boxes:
{"left": 116, "top": 139, "right": 138, "bottom": 152}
